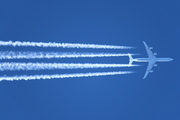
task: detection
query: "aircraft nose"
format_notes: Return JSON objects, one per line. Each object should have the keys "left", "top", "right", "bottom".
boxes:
{"left": 170, "top": 58, "right": 173, "bottom": 61}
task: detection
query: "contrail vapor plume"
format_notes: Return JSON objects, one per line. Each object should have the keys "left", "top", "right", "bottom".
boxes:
{"left": 0, "top": 71, "right": 133, "bottom": 81}
{"left": 0, "top": 40, "right": 133, "bottom": 49}
{"left": 0, "top": 51, "right": 137, "bottom": 59}
{"left": 0, "top": 62, "right": 139, "bottom": 71}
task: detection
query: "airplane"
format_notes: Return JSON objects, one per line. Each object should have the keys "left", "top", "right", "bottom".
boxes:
{"left": 128, "top": 41, "right": 173, "bottom": 79}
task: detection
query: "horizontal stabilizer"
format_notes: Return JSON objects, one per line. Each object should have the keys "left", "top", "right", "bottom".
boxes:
{"left": 128, "top": 53, "right": 134, "bottom": 66}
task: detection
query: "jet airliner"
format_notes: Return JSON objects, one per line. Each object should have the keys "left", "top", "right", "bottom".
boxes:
{"left": 128, "top": 41, "right": 173, "bottom": 79}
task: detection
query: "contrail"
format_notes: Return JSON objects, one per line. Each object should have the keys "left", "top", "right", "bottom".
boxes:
{"left": 0, "top": 71, "right": 133, "bottom": 81}
{"left": 0, "top": 51, "right": 137, "bottom": 59}
{"left": 0, "top": 62, "right": 139, "bottom": 71}
{"left": 0, "top": 40, "right": 133, "bottom": 49}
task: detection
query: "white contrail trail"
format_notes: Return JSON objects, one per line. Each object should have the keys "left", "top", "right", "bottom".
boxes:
{"left": 0, "top": 51, "right": 137, "bottom": 59}
{"left": 0, "top": 40, "right": 133, "bottom": 49}
{"left": 0, "top": 62, "right": 139, "bottom": 71}
{"left": 0, "top": 71, "right": 133, "bottom": 81}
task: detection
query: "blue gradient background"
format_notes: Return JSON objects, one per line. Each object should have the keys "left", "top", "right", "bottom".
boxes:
{"left": 0, "top": 1, "right": 179, "bottom": 120}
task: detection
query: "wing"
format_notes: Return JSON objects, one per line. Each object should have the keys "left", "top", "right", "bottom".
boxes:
{"left": 143, "top": 41, "right": 156, "bottom": 59}
{"left": 143, "top": 41, "right": 157, "bottom": 79}
{"left": 143, "top": 60, "right": 156, "bottom": 79}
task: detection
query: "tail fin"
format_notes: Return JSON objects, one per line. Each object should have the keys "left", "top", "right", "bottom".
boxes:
{"left": 128, "top": 53, "right": 134, "bottom": 66}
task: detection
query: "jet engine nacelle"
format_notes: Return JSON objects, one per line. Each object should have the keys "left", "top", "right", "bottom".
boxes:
{"left": 150, "top": 70, "right": 153, "bottom": 73}
{"left": 154, "top": 64, "right": 157, "bottom": 67}
{"left": 149, "top": 47, "right": 153, "bottom": 49}
{"left": 154, "top": 53, "right": 157, "bottom": 55}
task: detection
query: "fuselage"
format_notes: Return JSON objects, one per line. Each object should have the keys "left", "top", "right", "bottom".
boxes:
{"left": 133, "top": 58, "right": 173, "bottom": 62}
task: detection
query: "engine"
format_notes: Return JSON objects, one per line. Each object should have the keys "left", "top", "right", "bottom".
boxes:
{"left": 154, "top": 64, "right": 157, "bottom": 67}
{"left": 149, "top": 47, "right": 153, "bottom": 49}
{"left": 154, "top": 53, "right": 157, "bottom": 55}
{"left": 150, "top": 70, "right": 153, "bottom": 73}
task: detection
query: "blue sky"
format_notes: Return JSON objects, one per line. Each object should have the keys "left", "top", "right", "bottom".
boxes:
{"left": 0, "top": 0, "right": 180, "bottom": 120}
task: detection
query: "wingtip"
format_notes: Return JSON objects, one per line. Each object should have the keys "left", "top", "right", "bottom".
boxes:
{"left": 143, "top": 75, "right": 147, "bottom": 79}
{"left": 143, "top": 74, "right": 147, "bottom": 79}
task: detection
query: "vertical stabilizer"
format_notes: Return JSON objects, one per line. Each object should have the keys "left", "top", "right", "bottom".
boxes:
{"left": 128, "top": 53, "right": 134, "bottom": 66}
